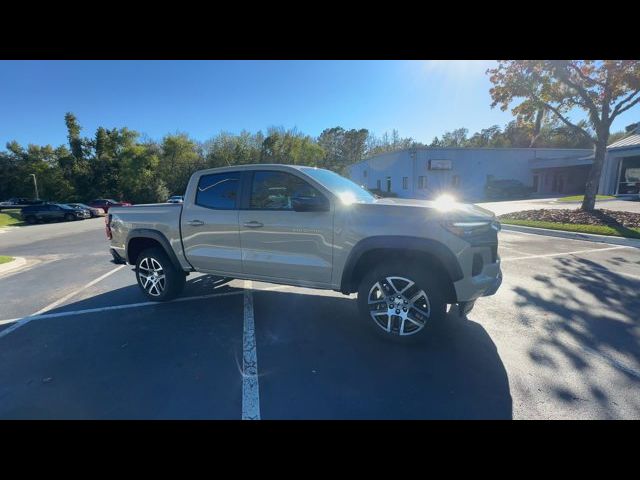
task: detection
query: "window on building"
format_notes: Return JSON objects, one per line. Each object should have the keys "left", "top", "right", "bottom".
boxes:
{"left": 386, "top": 177, "right": 392, "bottom": 193}
{"left": 452, "top": 175, "right": 460, "bottom": 188}
{"left": 363, "top": 170, "right": 367, "bottom": 178}
{"left": 376, "top": 179, "right": 381, "bottom": 190}
{"left": 402, "top": 177, "right": 408, "bottom": 189}
{"left": 418, "top": 176, "right": 426, "bottom": 189}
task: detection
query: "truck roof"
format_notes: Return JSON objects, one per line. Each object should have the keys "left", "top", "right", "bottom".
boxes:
{"left": 189, "top": 164, "right": 327, "bottom": 177}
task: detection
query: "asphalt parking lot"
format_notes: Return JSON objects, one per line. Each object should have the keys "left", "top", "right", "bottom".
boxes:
{"left": 1, "top": 217, "right": 639, "bottom": 419}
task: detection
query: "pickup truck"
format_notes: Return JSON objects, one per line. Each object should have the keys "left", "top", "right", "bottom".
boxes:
{"left": 106, "top": 164, "right": 502, "bottom": 342}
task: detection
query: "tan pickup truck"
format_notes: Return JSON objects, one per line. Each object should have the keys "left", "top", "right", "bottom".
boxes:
{"left": 106, "top": 164, "right": 502, "bottom": 342}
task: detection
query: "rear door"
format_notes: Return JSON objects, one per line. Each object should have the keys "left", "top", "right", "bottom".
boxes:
{"left": 238, "top": 170, "right": 334, "bottom": 285}
{"left": 180, "top": 171, "right": 243, "bottom": 275}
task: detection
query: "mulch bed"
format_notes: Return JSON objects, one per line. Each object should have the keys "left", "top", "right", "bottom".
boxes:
{"left": 498, "top": 209, "right": 640, "bottom": 229}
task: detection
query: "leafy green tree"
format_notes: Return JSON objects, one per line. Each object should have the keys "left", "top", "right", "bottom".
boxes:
{"left": 488, "top": 60, "right": 640, "bottom": 211}
{"left": 159, "top": 133, "right": 204, "bottom": 195}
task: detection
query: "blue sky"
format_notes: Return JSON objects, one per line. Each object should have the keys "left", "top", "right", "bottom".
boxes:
{"left": 1, "top": 60, "right": 638, "bottom": 148}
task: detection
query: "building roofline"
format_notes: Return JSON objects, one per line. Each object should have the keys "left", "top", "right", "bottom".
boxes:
{"left": 353, "top": 146, "right": 593, "bottom": 165}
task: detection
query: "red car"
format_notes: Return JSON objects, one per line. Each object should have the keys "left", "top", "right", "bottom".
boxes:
{"left": 88, "top": 198, "right": 132, "bottom": 212}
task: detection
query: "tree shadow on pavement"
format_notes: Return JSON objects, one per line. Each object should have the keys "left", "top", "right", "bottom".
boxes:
{"left": 512, "top": 256, "right": 640, "bottom": 416}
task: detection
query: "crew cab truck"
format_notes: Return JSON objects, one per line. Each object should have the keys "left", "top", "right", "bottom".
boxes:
{"left": 106, "top": 165, "right": 502, "bottom": 342}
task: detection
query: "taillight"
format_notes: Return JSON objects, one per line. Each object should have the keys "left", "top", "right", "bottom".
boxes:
{"left": 105, "top": 214, "right": 112, "bottom": 240}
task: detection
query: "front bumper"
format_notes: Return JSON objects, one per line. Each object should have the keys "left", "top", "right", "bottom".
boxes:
{"left": 453, "top": 258, "right": 502, "bottom": 303}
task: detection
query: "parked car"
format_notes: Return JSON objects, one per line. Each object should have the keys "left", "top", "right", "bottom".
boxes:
{"left": 66, "top": 203, "right": 105, "bottom": 217}
{"left": 167, "top": 195, "right": 184, "bottom": 204}
{"left": 485, "top": 179, "right": 535, "bottom": 199}
{"left": 107, "top": 164, "right": 502, "bottom": 343}
{"left": 21, "top": 203, "right": 90, "bottom": 224}
{"left": 1, "top": 197, "right": 28, "bottom": 206}
{"left": 88, "top": 198, "right": 132, "bottom": 212}
{"left": 0, "top": 197, "right": 47, "bottom": 206}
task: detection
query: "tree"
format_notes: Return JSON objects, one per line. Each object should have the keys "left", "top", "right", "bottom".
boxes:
{"left": 488, "top": 60, "right": 640, "bottom": 211}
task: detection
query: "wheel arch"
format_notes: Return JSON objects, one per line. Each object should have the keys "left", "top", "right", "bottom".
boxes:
{"left": 340, "top": 236, "right": 461, "bottom": 303}
{"left": 126, "top": 229, "right": 184, "bottom": 273}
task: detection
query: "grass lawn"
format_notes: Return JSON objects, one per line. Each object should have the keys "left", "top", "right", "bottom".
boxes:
{"left": 557, "top": 195, "right": 615, "bottom": 202}
{"left": 501, "top": 218, "right": 640, "bottom": 239}
{"left": 0, "top": 209, "right": 24, "bottom": 227}
{"left": 0, "top": 256, "right": 15, "bottom": 265}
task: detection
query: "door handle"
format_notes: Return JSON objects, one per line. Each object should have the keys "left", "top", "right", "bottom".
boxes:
{"left": 243, "top": 221, "right": 264, "bottom": 228}
{"left": 187, "top": 219, "right": 205, "bottom": 226}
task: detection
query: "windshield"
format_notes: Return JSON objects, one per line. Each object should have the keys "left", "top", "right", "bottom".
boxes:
{"left": 300, "top": 167, "right": 375, "bottom": 204}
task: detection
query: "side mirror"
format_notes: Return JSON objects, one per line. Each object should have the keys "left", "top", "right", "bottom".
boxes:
{"left": 292, "top": 195, "right": 329, "bottom": 212}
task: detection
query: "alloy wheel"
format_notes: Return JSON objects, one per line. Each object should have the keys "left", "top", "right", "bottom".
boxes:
{"left": 138, "top": 257, "right": 166, "bottom": 297}
{"left": 367, "top": 276, "right": 431, "bottom": 336}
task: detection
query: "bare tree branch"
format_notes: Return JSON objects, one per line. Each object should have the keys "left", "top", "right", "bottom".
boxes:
{"left": 538, "top": 99, "right": 594, "bottom": 143}
{"left": 611, "top": 89, "right": 640, "bottom": 120}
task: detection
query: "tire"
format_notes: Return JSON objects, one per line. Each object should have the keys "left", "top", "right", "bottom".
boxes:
{"left": 357, "top": 261, "right": 447, "bottom": 343}
{"left": 25, "top": 215, "right": 37, "bottom": 224}
{"left": 135, "top": 247, "right": 185, "bottom": 301}
{"left": 64, "top": 213, "right": 75, "bottom": 221}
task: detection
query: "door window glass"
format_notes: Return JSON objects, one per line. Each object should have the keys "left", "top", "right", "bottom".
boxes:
{"left": 250, "top": 171, "right": 322, "bottom": 210}
{"left": 196, "top": 173, "right": 240, "bottom": 210}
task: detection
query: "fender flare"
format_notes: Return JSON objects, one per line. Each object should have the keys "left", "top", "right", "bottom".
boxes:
{"left": 126, "top": 229, "right": 184, "bottom": 272}
{"left": 340, "top": 236, "right": 463, "bottom": 293}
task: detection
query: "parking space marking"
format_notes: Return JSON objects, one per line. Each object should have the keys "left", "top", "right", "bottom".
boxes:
{"left": 0, "top": 284, "right": 291, "bottom": 336}
{"left": 32, "top": 264, "right": 126, "bottom": 317}
{"left": 501, "top": 245, "right": 631, "bottom": 262}
{"left": 242, "top": 280, "right": 261, "bottom": 420}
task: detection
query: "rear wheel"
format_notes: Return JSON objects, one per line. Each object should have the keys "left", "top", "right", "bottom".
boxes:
{"left": 357, "top": 261, "right": 447, "bottom": 343}
{"left": 25, "top": 215, "right": 37, "bottom": 224}
{"left": 135, "top": 247, "right": 185, "bottom": 301}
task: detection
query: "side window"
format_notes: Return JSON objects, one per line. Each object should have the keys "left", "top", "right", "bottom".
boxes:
{"left": 250, "top": 171, "right": 322, "bottom": 210}
{"left": 196, "top": 172, "right": 240, "bottom": 210}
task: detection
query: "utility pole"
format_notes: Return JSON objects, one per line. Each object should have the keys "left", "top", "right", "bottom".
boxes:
{"left": 29, "top": 174, "right": 39, "bottom": 200}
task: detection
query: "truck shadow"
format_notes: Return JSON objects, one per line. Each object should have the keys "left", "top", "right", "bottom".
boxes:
{"left": 251, "top": 290, "right": 512, "bottom": 419}
{"left": 4, "top": 275, "right": 511, "bottom": 419}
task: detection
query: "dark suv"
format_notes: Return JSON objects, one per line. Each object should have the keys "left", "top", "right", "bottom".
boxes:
{"left": 21, "top": 203, "right": 90, "bottom": 224}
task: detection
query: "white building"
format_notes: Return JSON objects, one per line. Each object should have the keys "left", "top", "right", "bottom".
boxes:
{"left": 347, "top": 126, "right": 640, "bottom": 201}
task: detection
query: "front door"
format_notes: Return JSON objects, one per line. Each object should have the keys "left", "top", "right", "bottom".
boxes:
{"left": 181, "top": 171, "right": 242, "bottom": 275}
{"left": 238, "top": 170, "right": 334, "bottom": 285}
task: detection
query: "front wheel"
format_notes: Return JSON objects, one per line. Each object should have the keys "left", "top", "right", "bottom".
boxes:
{"left": 357, "top": 262, "right": 447, "bottom": 343}
{"left": 135, "top": 247, "right": 185, "bottom": 301}
{"left": 64, "top": 213, "right": 75, "bottom": 221}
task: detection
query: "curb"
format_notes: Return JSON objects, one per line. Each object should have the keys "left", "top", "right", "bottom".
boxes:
{"left": 0, "top": 256, "right": 27, "bottom": 275}
{"left": 501, "top": 224, "right": 640, "bottom": 248}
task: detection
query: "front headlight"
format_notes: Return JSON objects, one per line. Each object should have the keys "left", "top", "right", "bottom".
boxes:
{"left": 442, "top": 220, "right": 494, "bottom": 238}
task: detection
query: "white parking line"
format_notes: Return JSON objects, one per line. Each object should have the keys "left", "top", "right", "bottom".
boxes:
{"left": 242, "top": 280, "right": 261, "bottom": 420}
{"left": 501, "top": 245, "right": 631, "bottom": 262}
{"left": 32, "top": 265, "right": 126, "bottom": 316}
{"left": 0, "top": 284, "right": 290, "bottom": 336}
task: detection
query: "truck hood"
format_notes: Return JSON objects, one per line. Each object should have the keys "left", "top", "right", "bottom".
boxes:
{"left": 370, "top": 197, "right": 496, "bottom": 221}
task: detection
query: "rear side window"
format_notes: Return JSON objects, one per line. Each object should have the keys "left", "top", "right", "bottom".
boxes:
{"left": 196, "top": 172, "right": 240, "bottom": 210}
